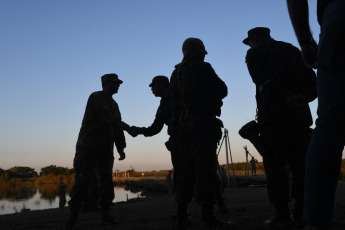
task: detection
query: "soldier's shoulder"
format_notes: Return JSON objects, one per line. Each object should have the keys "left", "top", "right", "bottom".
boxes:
{"left": 245, "top": 47, "right": 265, "bottom": 63}
{"left": 275, "top": 40, "right": 300, "bottom": 52}
{"left": 190, "top": 60, "right": 213, "bottom": 70}
{"left": 90, "top": 91, "right": 102, "bottom": 97}
{"left": 88, "top": 91, "right": 103, "bottom": 102}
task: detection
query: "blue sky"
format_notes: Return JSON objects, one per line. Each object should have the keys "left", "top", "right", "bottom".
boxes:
{"left": 0, "top": 0, "right": 322, "bottom": 172}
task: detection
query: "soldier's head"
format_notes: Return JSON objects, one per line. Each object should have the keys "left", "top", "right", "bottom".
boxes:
{"left": 149, "top": 75, "right": 169, "bottom": 98}
{"left": 101, "top": 73, "right": 123, "bottom": 95}
{"left": 243, "top": 27, "right": 271, "bottom": 48}
{"left": 182, "top": 37, "right": 207, "bottom": 61}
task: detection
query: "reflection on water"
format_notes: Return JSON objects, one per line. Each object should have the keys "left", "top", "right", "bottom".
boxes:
{"left": 0, "top": 184, "right": 142, "bottom": 215}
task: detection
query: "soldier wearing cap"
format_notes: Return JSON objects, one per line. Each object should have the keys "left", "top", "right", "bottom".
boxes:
{"left": 125, "top": 75, "right": 184, "bottom": 207}
{"left": 169, "top": 37, "right": 236, "bottom": 229}
{"left": 64, "top": 73, "right": 127, "bottom": 229}
{"left": 242, "top": 27, "right": 317, "bottom": 228}
{"left": 127, "top": 75, "right": 170, "bottom": 137}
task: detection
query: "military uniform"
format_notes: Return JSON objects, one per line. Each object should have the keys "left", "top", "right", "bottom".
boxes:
{"left": 137, "top": 95, "right": 171, "bottom": 136}
{"left": 68, "top": 90, "right": 126, "bottom": 213}
{"left": 169, "top": 58, "right": 227, "bottom": 218}
{"left": 245, "top": 35, "right": 317, "bottom": 221}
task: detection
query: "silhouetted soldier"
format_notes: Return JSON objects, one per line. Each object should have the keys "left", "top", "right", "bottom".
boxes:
{"left": 250, "top": 157, "right": 258, "bottom": 176}
{"left": 287, "top": 1, "right": 345, "bottom": 229}
{"left": 126, "top": 76, "right": 193, "bottom": 223}
{"left": 242, "top": 27, "right": 317, "bottom": 228}
{"left": 169, "top": 37, "right": 236, "bottom": 229}
{"left": 63, "top": 73, "right": 126, "bottom": 230}
{"left": 166, "top": 170, "right": 174, "bottom": 194}
{"left": 127, "top": 75, "right": 171, "bottom": 138}
{"left": 126, "top": 75, "right": 178, "bottom": 189}
{"left": 58, "top": 176, "right": 67, "bottom": 208}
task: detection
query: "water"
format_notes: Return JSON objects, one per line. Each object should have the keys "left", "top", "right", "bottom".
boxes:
{"left": 0, "top": 186, "right": 142, "bottom": 215}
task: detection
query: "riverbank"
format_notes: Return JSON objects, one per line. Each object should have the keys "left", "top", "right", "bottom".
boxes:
{"left": 1, "top": 180, "right": 345, "bottom": 230}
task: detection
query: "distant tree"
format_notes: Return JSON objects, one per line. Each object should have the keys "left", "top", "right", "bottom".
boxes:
{"left": 0, "top": 167, "right": 39, "bottom": 179}
{"left": 0, "top": 170, "right": 16, "bottom": 180}
{"left": 64, "top": 168, "right": 74, "bottom": 175}
{"left": 0, "top": 167, "right": 4, "bottom": 176}
{"left": 40, "top": 165, "right": 69, "bottom": 176}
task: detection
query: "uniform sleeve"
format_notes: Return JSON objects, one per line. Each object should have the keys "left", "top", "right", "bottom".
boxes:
{"left": 113, "top": 102, "right": 126, "bottom": 152}
{"left": 114, "top": 128, "right": 126, "bottom": 152}
{"left": 200, "top": 63, "right": 228, "bottom": 117}
{"left": 291, "top": 47, "right": 317, "bottom": 103}
{"left": 140, "top": 115, "right": 165, "bottom": 137}
{"left": 139, "top": 99, "right": 169, "bottom": 136}
{"left": 246, "top": 48, "right": 277, "bottom": 85}
{"left": 301, "top": 68, "right": 317, "bottom": 102}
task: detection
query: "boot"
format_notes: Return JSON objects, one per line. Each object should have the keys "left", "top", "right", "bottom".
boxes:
{"left": 217, "top": 200, "right": 230, "bottom": 213}
{"left": 176, "top": 203, "right": 192, "bottom": 229}
{"left": 291, "top": 207, "right": 304, "bottom": 229}
{"left": 63, "top": 209, "right": 79, "bottom": 230}
{"left": 102, "top": 208, "right": 117, "bottom": 225}
{"left": 202, "top": 204, "right": 237, "bottom": 229}
{"left": 264, "top": 203, "right": 292, "bottom": 228}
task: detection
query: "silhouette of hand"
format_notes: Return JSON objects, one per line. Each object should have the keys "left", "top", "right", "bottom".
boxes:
{"left": 301, "top": 41, "right": 317, "bottom": 69}
{"left": 119, "top": 150, "right": 126, "bottom": 161}
{"left": 127, "top": 126, "right": 141, "bottom": 137}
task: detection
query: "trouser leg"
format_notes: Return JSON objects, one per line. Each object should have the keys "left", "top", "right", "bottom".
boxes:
{"left": 96, "top": 154, "right": 115, "bottom": 211}
{"left": 289, "top": 130, "right": 310, "bottom": 219}
{"left": 68, "top": 151, "right": 95, "bottom": 213}
{"left": 263, "top": 154, "right": 290, "bottom": 209}
{"left": 303, "top": 68, "right": 345, "bottom": 228}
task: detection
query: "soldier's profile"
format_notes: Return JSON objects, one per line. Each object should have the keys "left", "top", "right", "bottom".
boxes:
{"left": 63, "top": 73, "right": 127, "bottom": 230}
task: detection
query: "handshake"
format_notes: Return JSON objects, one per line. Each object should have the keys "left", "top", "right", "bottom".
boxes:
{"left": 125, "top": 126, "right": 142, "bottom": 137}
{"left": 121, "top": 122, "right": 142, "bottom": 137}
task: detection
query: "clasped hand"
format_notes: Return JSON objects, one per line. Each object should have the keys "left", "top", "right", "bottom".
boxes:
{"left": 126, "top": 126, "right": 141, "bottom": 137}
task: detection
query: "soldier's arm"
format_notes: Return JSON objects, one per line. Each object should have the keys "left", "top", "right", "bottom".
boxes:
{"left": 286, "top": 0, "right": 317, "bottom": 68}
{"left": 114, "top": 127, "right": 126, "bottom": 160}
{"left": 289, "top": 45, "right": 317, "bottom": 103}
{"left": 246, "top": 49, "right": 289, "bottom": 106}
{"left": 299, "top": 68, "right": 317, "bottom": 103}
{"left": 246, "top": 49, "right": 276, "bottom": 84}
{"left": 138, "top": 116, "right": 165, "bottom": 137}
{"left": 133, "top": 100, "right": 168, "bottom": 137}
{"left": 204, "top": 63, "right": 228, "bottom": 99}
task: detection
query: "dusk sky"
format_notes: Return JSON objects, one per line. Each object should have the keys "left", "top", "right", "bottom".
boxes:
{"left": 0, "top": 1, "right": 323, "bottom": 172}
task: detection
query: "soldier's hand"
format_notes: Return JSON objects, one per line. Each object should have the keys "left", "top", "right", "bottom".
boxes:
{"left": 119, "top": 151, "right": 126, "bottom": 161}
{"left": 121, "top": 122, "right": 130, "bottom": 131}
{"left": 127, "top": 126, "right": 140, "bottom": 137}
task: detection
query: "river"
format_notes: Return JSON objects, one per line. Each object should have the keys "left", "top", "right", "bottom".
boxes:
{"left": 0, "top": 186, "right": 142, "bottom": 215}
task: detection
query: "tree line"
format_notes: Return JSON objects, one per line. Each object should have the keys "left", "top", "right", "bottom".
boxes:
{"left": 0, "top": 165, "right": 74, "bottom": 181}
{"left": 2, "top": 159, "right": 345, "bottom": 181}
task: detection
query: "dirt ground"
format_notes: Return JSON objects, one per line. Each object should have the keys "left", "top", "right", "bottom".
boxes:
{"left": 1, "top": 181, "right": 345, "bottom": 230}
